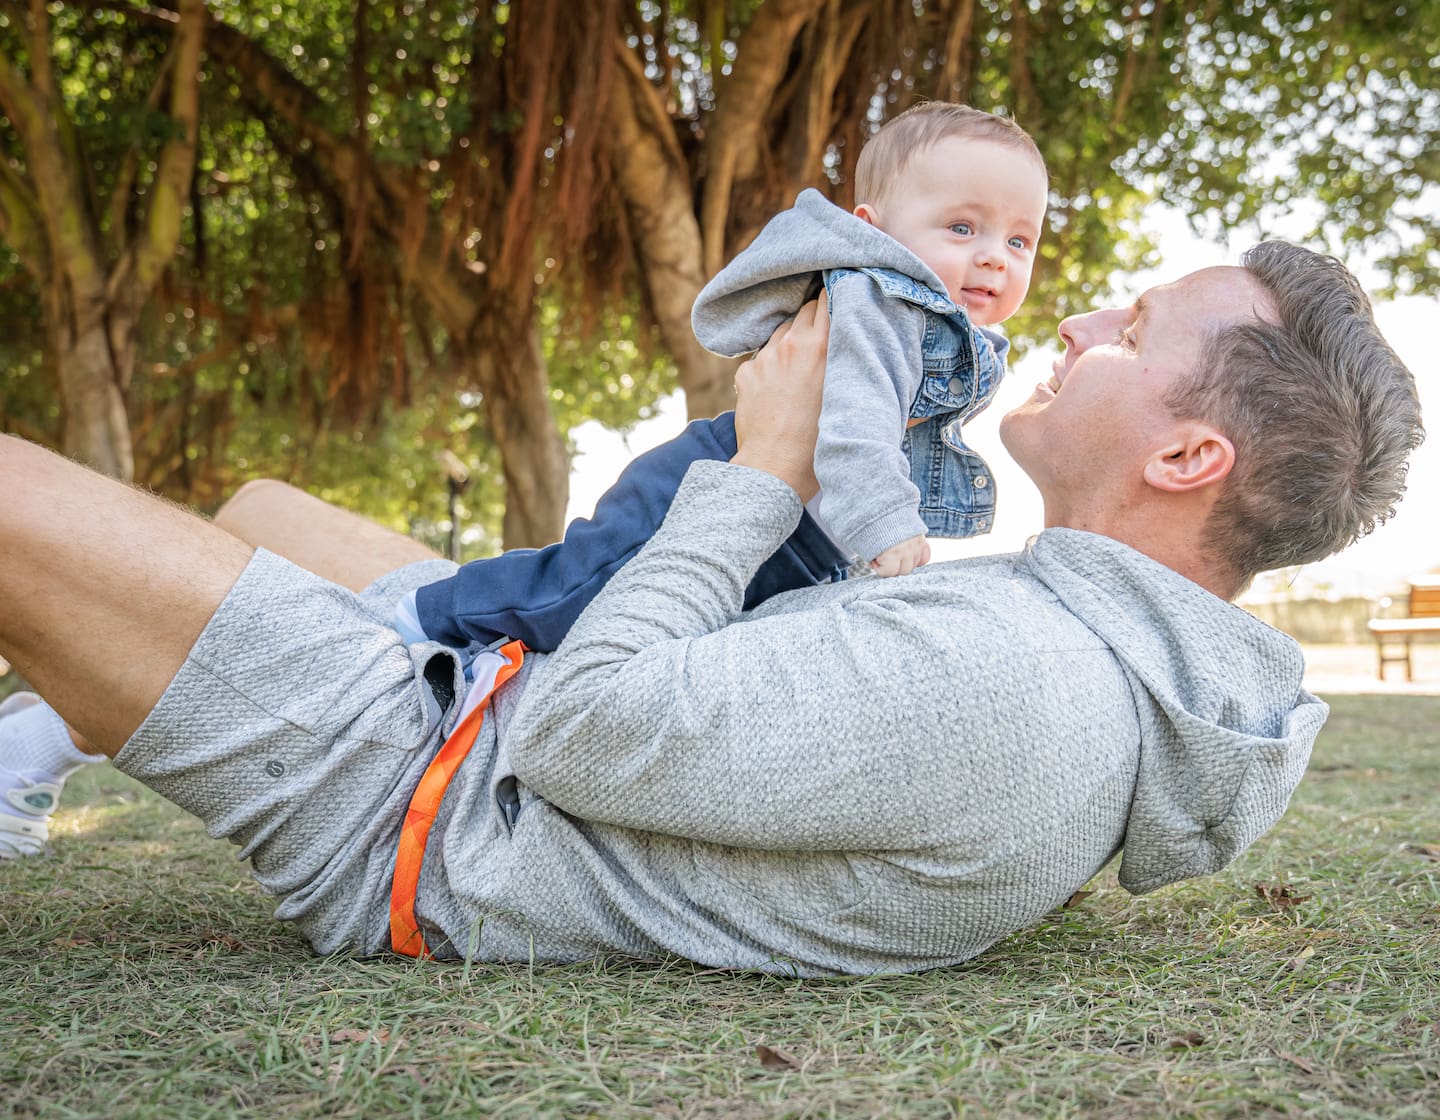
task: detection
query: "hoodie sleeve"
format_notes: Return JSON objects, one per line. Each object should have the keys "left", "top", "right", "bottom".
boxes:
{"left": 504, "top": 460, "right": 976, "bottom": 850}
{"left": 690, "top": 189, "right": 952, "bottom": 359}
{"left": 814, "top": 271, "right": 929, "bottom": 561}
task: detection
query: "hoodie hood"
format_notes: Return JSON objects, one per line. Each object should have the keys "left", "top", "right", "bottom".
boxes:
{"left": 692, "top": 188, "right": 952, "bottom": 358}
{"left": 1021, "top": 528, "right": 1326, "bottom": 895}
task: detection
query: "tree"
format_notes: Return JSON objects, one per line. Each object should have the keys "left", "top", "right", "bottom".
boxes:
{"left": 0, "top": 0, "right": 203, "bottom": 478}
{"left": 171, "top": 0, "right": 576, "bottom": 545}
{"left": 3, "top": 0, "right": 1432, "bottom": 545}
{"left": 588, "top": 0, "right": 1438, "bottom": 419}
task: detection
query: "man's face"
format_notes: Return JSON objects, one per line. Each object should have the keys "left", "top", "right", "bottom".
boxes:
{"left": 999, "top": 266, "right": 1274, "bottom": 524}
{"left": 855, "top": 136, "right": 1048, "bottom": 327}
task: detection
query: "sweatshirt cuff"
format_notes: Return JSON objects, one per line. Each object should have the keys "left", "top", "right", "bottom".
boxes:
{"left": 658, "top": 458, "right": 805, "bottom": 566}
{"left": 840, "top": 508, "right": 930, "bottom": 564}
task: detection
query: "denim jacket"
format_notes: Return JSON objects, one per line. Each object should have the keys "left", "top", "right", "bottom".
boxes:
{"left": 692, "top": 188, "right": 1009, "bottom": 560}
{"left": 826, "top": 266, "right": 1008, "bottom": 543}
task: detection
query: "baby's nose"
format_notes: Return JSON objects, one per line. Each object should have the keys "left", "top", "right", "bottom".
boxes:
{"left": 977, "top": 240, "right": 1007, "bottom": 269}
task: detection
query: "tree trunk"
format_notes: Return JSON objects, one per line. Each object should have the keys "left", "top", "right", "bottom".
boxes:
{"left": 36, "top": 262, "right": 135, "bottom": 477}
{"left": 0, "top": 0, "right": 203, "bottom": 482}
{"left": 605, "top": 39, "right": 738, "bottom": 421}
{"left": 472, "top": 321, "right": 570, "bottom": 548}
{"left": 54, "top": 311, "right": 134, "bottom": 479}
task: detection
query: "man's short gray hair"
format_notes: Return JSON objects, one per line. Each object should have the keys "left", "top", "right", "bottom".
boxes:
{"left": 1165, "top": 241, "right": 1424, "bottom": 584}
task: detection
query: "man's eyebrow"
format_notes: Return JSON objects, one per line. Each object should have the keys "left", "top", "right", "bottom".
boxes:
{"left": 1133, "top": 294, "right": 1151, "bottom": 330}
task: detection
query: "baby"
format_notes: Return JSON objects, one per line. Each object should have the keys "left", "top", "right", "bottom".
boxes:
{"left": 403, "top": 101, "right": 1049, "bottom": 652}
{"left": 693, "top": 101, "right": 1049, "bottom": 575}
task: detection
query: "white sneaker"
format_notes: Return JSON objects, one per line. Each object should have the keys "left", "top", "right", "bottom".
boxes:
{"left": 0, "top": 692, "right": 96, "bottom": 859}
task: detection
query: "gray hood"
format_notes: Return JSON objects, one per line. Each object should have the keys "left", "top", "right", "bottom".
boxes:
{"left": 1021, "top": 528, "right": 1325, "bottom": 894}
{"left": 692, "top": 188, "right": 949, "bottom": 357}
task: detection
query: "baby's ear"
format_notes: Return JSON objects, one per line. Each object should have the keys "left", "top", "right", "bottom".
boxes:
{"left": 853, "top": 203, "right": 880, "bottom": 227}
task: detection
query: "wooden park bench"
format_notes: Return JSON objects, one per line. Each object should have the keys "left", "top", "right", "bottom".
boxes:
{"left": 1368, "top": 576, "right": 1440, "bottom": 681}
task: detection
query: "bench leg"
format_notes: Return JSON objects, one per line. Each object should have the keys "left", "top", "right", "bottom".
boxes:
{"left": 1374, "top": 636, "right": 1414, "bottom": 682}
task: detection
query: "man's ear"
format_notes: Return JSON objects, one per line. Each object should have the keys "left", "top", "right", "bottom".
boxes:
{"left": 1143, "top": 426, "right": 1235, "bottom": 493}
{"left": 853, "top": 202, "right": 880, "bottom": 226}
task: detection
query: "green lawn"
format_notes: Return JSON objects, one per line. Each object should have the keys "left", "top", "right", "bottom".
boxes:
{"left": 2, "top": 694, "right": 1437, "bottom": 1119}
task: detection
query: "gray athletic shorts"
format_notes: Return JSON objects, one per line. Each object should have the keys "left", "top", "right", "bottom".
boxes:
{"left": 114, "top": 548, "right": 466, "bottom": 954}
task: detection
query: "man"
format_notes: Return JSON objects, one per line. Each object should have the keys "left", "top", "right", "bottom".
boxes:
{"left": 0, "top": 242, "right": 1422, "bottom": 976}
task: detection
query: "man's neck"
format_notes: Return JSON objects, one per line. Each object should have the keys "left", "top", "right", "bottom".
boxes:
{"left": 1044, "top": 499, "right": 1239, "bottom": 602}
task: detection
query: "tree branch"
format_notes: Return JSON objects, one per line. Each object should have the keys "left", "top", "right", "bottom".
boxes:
{"left": 780, "top": 0, "right": 868, "bottom": 191}
{"left": 105, "top": 37, "right": 174, "bottom": 258}
{"left": 1112, "top": 1, "right": 1142, "bottom": 126}
{"left": 0, "top": 26, "right": 105, "bottom": 298}
{"left": 698, "top": 0, "right": 827, "bottom": 276}
{"left": 0, "top": 155, "right": 45, "bottom": 273}
{"left": 936, "top": 0, "right": 977, "bottom": 103}
{"left": 162, "top": 3, "right": 352, "bottom": 178}
{"left": 1007, "top": 0, "right": 1041, "bottom": 122}
{"left": 110, "top": 0, "right": 203, "bottom": 307}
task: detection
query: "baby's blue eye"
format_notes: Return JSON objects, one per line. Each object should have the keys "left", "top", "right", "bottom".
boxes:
{"left": 949, "top": 222, "right": 972, "bottom": 236}
{"left": 1008, "top": 236, "right": 1028, "bottom": 250}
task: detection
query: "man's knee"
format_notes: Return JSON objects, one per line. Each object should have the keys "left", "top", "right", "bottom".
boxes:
{"left": 216, "top": 479, "right": 295, "bottom": 529}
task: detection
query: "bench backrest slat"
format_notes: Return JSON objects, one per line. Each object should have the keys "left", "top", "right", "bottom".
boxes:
{"left": 1408, "top": 579, "right": 1440, "bottom": 618}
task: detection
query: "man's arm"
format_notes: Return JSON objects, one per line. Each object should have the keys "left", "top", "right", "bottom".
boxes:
{"left": 503, "top": 459, "right": 963, "bottom": 851}
{"left": 504, "top": 300, "right": 966, "bottom": 850}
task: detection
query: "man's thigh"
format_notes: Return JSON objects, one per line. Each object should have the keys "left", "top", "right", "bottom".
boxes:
{"left": 114, "top": 548, "right": 466, "bottom": 954}
{"left": 0, "top": 436, "right": 253, "bottom": 752}
{"left": 216, "top": 479, "right": 441, "bottom": 592}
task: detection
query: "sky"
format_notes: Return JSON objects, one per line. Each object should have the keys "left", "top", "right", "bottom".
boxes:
{"left": 565, "top": 208, "right": 1437, "bottom": 600}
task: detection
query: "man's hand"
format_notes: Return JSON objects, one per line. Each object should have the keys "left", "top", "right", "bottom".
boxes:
{"left": 731, "top": 294, "right": 829, "bottom": 501}
{"left": 870, "top": 535, "right": 930, "bottom": 578}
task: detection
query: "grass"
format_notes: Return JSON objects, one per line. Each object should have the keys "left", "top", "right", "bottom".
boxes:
{"left": 1, "top": 693, "right": 1437, "bottom": 1119}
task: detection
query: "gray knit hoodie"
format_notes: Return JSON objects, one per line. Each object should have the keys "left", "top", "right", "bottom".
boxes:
{"left": 307, "top": 460, "right": 1323, "bottom": 976}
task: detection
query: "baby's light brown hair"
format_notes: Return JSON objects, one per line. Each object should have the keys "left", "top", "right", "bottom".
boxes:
{"left": 854, "top": 102, "right": 1047, "bottom": 209}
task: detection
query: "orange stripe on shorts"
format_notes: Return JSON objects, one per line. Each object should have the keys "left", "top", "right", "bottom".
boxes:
{"left": 389, "top": 639, "right": 526, "bottom": 958}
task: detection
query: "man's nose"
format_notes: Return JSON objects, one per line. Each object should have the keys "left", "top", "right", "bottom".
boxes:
{"left": 1058, "top": 307, "right": 1125, "bottom": 353}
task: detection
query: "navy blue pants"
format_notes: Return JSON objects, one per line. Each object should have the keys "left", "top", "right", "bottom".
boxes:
{"left": 413, "top": 412, "right": 853, "bottom": 652}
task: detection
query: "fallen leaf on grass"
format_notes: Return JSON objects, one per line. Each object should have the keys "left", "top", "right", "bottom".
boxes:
{"left": 1255, "top": 882, "right": 1311, "bottom": 910}
{"left": 1168, "top": 1031, "right": 1206, "bottom": 1050}
{"left": 1401, "top": 842, "right": 1440, "bottom": 861}
{"left": 755, "top": 1044, "right": 800, "bottom": 1071}
{"left": 49, "top": 936, "right": 94, "bottom": 949}
{"left": 1063, "top": 890, "right": 1094, "bottom": 909}
{"left": 330, "top": 1029, "right": 392, "bottom": 1044}
{"left": 196, "top": 929, "right": 248, "bottom": 953}
{"left": 1278, "top": 1051, "right": 1318, "bottom": 1074}
{"left": 1285, "top": 945, "right": 1316, "bottom": 972}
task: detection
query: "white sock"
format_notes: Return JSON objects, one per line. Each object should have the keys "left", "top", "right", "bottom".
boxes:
{"left": 2, "top": 701, "right": 101, "bottom": 790}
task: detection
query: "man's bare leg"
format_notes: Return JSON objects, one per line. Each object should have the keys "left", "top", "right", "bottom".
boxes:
{"left": 0, "top": 446, "right": 445, "bottom": 859}
{"left": 0, "top": 436, "right": 253, "bottom": 757}
{"left": 213, "top": 479, "right": 440, "bottom": 591}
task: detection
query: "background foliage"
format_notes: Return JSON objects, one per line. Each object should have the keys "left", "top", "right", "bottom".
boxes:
{"left": 1, "top": 0, "right": 1435, "bottom": 552}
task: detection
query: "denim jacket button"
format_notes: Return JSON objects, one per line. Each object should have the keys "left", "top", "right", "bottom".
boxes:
{"left": 973, "top": 475, "right": 989, "bottom": 488}
{"left": 947, "top": 376, "right": 964, "bottom": 395}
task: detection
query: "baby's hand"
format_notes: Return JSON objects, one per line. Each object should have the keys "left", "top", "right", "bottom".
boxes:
{"left": 870, "top": 535, "right": 931, "bottom": 578}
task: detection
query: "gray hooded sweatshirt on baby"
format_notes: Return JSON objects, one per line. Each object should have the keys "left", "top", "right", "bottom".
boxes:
{"left": 692, "top": 188, "right": 1005, "bottom": 561}
{"left": 166, "top": 460, "right": 1322, "bottom": 977}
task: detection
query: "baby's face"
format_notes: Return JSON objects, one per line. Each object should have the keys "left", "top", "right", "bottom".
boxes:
{"left": 854, "top": 136, "right": 1048, "bottom": 326}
